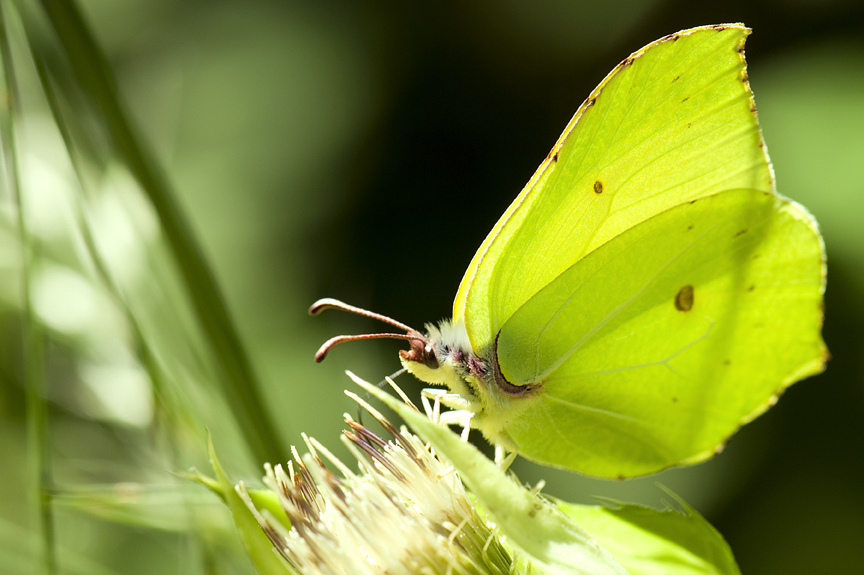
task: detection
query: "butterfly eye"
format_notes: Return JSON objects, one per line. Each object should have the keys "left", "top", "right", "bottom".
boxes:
{"left": 399, "top": 340, "right": 439, "bottom": 370}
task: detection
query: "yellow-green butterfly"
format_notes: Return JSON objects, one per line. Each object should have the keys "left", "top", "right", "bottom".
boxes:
{"left": 311, "top": 24, "right": 827, "bottom": 478}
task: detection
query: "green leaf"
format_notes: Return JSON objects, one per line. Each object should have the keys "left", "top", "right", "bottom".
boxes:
{"left": 558, "top": 492, "right": 741, "bottom": 575}
{"left": 188, "top": 468, "right": 289, "bottom": 531}
{"left": 205, "top": 434, "right": 292, "bottom": 575}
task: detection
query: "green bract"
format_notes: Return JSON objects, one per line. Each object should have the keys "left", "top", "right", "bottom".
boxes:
{"left": 559, "top": 496, "right": 742, "bottom": 575}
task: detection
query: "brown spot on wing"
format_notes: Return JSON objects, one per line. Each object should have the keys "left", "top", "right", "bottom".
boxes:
{"left": 593, "top": 180, "right": 603, "bottom": 194}
{"left": 674, "top": 285, "right": 694, "bottom": 312}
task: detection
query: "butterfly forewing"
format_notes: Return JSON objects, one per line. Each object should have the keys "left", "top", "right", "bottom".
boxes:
{"left": 454, "top": 25, "right": 773, "bottom": 352}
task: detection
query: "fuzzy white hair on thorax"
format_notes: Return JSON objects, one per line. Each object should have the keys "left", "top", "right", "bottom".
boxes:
{"left": 426, "top": 319, "right": 472, "bottom": 353}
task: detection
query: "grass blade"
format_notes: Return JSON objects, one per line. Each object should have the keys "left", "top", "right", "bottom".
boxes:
{"left": 34, "top": 0, "right": 288, "bottom": 464}
{"left": 0, "top": 3, "right": 56, "bottom": 573}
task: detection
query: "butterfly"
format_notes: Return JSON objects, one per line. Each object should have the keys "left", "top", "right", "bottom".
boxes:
{"left": 311, "top": 24, "right": 827, "bottom": 478}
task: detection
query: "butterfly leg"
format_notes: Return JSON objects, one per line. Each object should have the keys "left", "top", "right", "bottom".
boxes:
{"left": 494, "top": 445, "right": 517, "bottom": 471}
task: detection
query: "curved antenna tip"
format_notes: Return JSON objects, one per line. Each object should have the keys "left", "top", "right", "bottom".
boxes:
{"left": 309, "top": 298, "right": 345, "bottom": 316}
{"left": 314, "top": 339, "right": 335, "bottom": 362}
{"left": 307, "top": 298, "right": 418, "bottom": 334}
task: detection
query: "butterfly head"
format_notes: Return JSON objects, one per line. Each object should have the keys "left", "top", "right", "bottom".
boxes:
{"left": 310, "top": 298, "right": 539, "bottom": 454}
{"left": 308, "top": 298, "right": 476, "bottom": 393}
{"left": 398, "top": 319, "right": 476, "bottom": 389}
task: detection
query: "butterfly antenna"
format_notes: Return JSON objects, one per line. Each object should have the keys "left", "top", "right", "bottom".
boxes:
{"left": 314, "top": 333, "right": 422, "bottom": 362}
{"left": 309, "top": 298, "right": 425, "bottom": 362}
{"left": 310, "top": 298, "right": 416, "bottom": 332}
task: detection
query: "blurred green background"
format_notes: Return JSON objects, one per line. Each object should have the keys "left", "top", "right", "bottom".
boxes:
{"left": 0, "top": 0, "right": 862, "bottom": 573}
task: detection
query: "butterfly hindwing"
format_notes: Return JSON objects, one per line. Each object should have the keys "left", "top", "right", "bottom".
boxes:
{"left": 491, "top": 189, "right": 826, "bottom": 477}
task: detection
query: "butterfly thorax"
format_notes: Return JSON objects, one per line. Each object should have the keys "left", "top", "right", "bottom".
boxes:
{"left": 399, "top": 319, "right": 538, "bottom": 447}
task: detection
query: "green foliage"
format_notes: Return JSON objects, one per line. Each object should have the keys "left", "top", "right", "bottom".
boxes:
{"left": 37, "top": 0, "right": 286, "bottom": 467}
{"left": 203, "top": 436, "right": 293, "bottom": 575}
{"left": 560, "top": 495, "right": 741, "bottom": 575}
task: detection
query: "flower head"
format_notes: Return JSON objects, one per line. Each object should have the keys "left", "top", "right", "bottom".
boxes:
{"left": 202, "top": 372, "right": 743, "bottom": 575}
{"left": 237, "top": 389, "right": 514, "bottom": 575}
